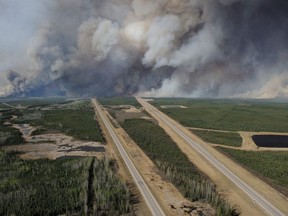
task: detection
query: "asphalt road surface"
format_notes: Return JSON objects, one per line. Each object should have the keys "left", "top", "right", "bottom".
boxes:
{"left": 92, "top": 99, "right": 165, "bottom": 216}
{"left": 137, "top": 97, "right": 285, "bottom": 216}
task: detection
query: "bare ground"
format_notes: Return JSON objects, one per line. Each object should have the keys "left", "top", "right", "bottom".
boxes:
{"left": 3, "top": 124, "right": 106, "bottom": 160}
{"left": 161, "top": 105, "right": 188, "bottom": 109}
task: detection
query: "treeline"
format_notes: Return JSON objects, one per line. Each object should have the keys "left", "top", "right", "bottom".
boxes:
{"left": 122, "top": 119, "right": 239, "bottom": 216}
{"left": 0, "top": 109, "right": 25, "bottom": 146}
{"left": 0, "top": 126, "right": 25, "bottom": 146}
{"left": 90, "top": 158, "right": 134, "bottom": 215}
{"left": 0, "top": 151, "right": 134, "bottom": 216}
{"left": 0, "top": 152, "right": 90, "bottom": 215}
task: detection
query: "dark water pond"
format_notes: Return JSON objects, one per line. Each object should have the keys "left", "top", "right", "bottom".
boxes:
{"left": 59, "top": 146, "right": 105, "bottom": 153}
{"left": 252, "top": 135, "right": 288, "bottom": 148}
{"left": 75, "top": 146, "right": 105, "bottom": 152}
{"left": 57, "top": 156, "right": 80, "bottom": 160}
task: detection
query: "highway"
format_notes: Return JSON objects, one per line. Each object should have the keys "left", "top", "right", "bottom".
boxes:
{"left": 92, "top": 99, "right": 165, "bottom": 216}
{"left": 137, "top": 97, "right": 285, "bottom": 216}
{"left": 2, "top": 102, "right": 16, "bottom": 108}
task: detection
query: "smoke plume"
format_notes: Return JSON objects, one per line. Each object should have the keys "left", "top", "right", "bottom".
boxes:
{"left": 1, "top": 0, "right": 288, "bottom": 98}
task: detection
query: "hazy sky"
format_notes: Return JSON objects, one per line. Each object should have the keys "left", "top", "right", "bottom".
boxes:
{"left": 1, "top": 0, "right": 288, "bottom": 98}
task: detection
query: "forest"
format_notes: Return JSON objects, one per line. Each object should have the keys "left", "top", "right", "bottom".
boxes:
{"left": 0, "top": 99, "right": 134, "bottom": 215}
{"left": 0, "top": 151, "right": 133, "bottom": 216}
{"left": 0, "top": 109, "right": 24, "bottom": 146}
{"left": 122, "top": 119, "right": 238, "bottom": 216}
{"left": 151, "top": 98, "right": 288, "bottom": 132}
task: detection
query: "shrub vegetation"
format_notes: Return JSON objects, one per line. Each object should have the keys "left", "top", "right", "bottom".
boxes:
{"left": 40, "top": 109, "right": 105, "bottom": 142}
{"left": 0, "top": 126, "right": 25, "bottom": 146}
{"left": 10, "top": 101, "right": 105, "bottom": 143}
{"left": 0, "top": 109, "right": 25, "bottom": 146}
{"left": 191, "top": 130, "right": 242, "bottom": 147}
{"left": 0, "top": 151, "right": 133, "bottom": 216}
{"left": 122, "top": 119, "right": 238, "bottom": 215}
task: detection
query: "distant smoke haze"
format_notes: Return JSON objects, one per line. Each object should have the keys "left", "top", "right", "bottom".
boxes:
{"left": 1, "top": 0, "right": 288, "bottom": 98}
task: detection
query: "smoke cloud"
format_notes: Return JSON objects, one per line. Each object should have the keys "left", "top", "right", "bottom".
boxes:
{"left": 1, "top": 0, "right": 288, "bottom": 98}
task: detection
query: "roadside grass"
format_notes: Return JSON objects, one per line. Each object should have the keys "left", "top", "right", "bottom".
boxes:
{"left": 217, "top": 147, "right": 288, "bottom": 197}
{"left": 122, "top": 119, "right": 238, "bottom": 215}
{"left": 191, "top": 130, "right": 242, "bottom": 147}
{"left": 0, "top": 151, "right": 133, "bottom": 216}
{"left": 98, "top": 97, "right": 141, "bottom": 108}
{"left": 151, "top": 98, "right": 288, "bottom": 132}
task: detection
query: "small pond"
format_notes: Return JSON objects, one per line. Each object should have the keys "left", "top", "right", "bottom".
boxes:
{"left": 252, "top": 135, "right": 288, "bottom": 148}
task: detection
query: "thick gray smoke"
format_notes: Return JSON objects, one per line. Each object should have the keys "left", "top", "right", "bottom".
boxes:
{"left": 1, "top": 0, "right": 288, "bottom": 98}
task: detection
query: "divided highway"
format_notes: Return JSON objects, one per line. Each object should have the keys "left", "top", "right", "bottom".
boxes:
{"left": 92, "top": 99, "right": 165, "bottom": 216}
{"left": 137, "top": 97, "right": 285, "bottom": 216}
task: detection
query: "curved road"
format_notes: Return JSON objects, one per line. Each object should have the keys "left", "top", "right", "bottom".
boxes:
{"left": 92, "top": 99, "right": 165, "bottom": 216}
{"left": 137, "top": 97, "right": 285, "bottom": 216}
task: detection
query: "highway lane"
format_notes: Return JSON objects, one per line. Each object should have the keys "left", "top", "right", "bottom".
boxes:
{"left": 92, "top": 99, "right": 165, "bottom": 216}
{"left": 2, "top": 102, "right": 16, "bottom": 108}
{"left": 137, "top": 97, "right": 285, "bottom": 216}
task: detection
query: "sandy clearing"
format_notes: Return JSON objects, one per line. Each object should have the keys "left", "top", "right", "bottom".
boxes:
{"left": 4, "top": 144, "right": 104, "bottom": 160}
{"left": 2, "top": 121, "right": 106, "bottom": 160}
{"left": 139, "top": 99, "right": 288, "bottom": 216}
{"left": 13, "top": 124, "right": 35, "bottom": 138}
{"left": 124, "top": 106, "right": 143, "bottom": 113}
{"left": 141, "top": 116, "right": 154, "bottom": 120}
{"left": 2, "top": 131, "right": 106, "bottom": 160}
{"left": 161, "top": 105, "right": 188, "bottom": 109}
{"left": 187, "top": 127, "right": 232, "bottom": 133}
